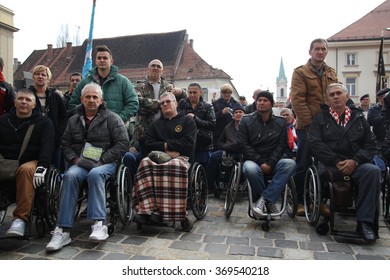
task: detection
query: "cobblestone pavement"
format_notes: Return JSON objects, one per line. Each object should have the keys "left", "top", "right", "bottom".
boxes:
{"left": 1, "top": 192, "right": 390, "bottom": 260}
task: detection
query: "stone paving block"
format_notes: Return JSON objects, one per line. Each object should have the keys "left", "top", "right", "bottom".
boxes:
{"left": 73, "top": 249, "right": 106, "bottom": 260}
{"left": 274, "top": 239, "right": 298, "bottom": 249}
{"left": 130, "top": 255, "right": 156, "bottom": 260}
{"left": 180, "top": 233, "right": 203, "bottom": 242}
{"left": 196, "top": 225, "right": 222, "bottom": 235}
{"left": 203, "top": 235, "right": 226, "bottom": 243}
{"left": 257, "top": 247, "right": 283, "bottom": 258}
{"left": 250, "top": 238, "right": 273, "bottom": 247}
{"left": 282, "top": 248, "right": 314, "bottom": 260}
{"left": 263, "top": 231, "right": 285, "bottom": 240}
{"left": 16, "top": 242, "right": 46, "bottom": 254}
{"left": 226, "top": 236, "right": 249, "bottom": 245}
{"left": 355, "top": 254, "right": 386, "bottom": 260}
{"left": 326, "top": 242, "right": 353, "bottom": 253}
{"left": 43, "top": 246, "right": 80, "bottom": 260}
{"left": 299, "top": 241, "right": 325, "bottom": 251}
{"left": 204, "top": 243, "right": 228, "bottom": 255}
{"left": 98, "top": 242, "right": 128, "bottom": 253}
{"left": 314, "top": 251, "right": 355, "bottom": 260}
{"left": 229, "top": 245, "right": 255, "bottom": 256}
{"left": 0, "top": 252, "right": 23, "bottom": 260}
{"left": 102, "top": 252, "right": 131, "bottom": 260}
{"left": 169, "top": 240, "right": 202, "bottom": 251}
{"left": 308, "top": 233, "right": 334, "bottom": 242}
{"left": 157, "top": 231, "right": 182, "bottom": 240}
{"left": 121, "top": 235, "right": 148, "bottom": 245}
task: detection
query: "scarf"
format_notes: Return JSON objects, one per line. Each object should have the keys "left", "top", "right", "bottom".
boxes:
{"left": 329, "top": 106, "right": 351, "bottom": 127}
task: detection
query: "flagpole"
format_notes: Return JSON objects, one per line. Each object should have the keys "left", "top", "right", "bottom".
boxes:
{"left": 82, "top": 0, "right": 97, "bottom": 77}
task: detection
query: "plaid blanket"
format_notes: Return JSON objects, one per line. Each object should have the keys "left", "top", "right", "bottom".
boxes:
{"left": 132, "top": 156, "right": 189, "bottom": 222}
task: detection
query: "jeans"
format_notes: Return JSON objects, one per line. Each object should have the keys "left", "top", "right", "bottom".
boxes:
{"left": 243, "top": 159, "right": 296, "bottom": 204}
{"left": 294, "top": 129, "right": 311, "bottom": 203}
{"left": 123, "top": 151, "right": 142, "bottom": 178}
{"left": 56, "top": 163, "right": 116, "bottom": 228}
{"left": 207, "top": 150, "right": 223, "bottom": 188}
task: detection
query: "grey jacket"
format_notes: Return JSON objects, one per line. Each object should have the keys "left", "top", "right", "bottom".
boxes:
{"left": 62, "top": 104, "right": 129, "bottom": 164}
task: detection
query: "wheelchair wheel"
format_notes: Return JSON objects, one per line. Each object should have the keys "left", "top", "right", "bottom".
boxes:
{"left": 383, "top": 170, "right": 390, "bottom": 224}
{"left": 188, "top": 162, "right": 208, "bottom": 220}
{"left": 224, "top": 162, "right": 241, "bottom": 218}
{"left": 304, "top": 165, "right": 321, "bottom": 226}
{"left": 286, "top": 177, "right": 298, "bottom": 218}
{"left": 46, "top": 168, "right": 62, "bottom": 228}
{"left": 181, "top": 216, "right": 193, "bottom": 232}
{"left": 116, "top": 164, "right": 133, "bottom": 226}
{"left": 35, "top": 216, "right": 46, "bottom": 238}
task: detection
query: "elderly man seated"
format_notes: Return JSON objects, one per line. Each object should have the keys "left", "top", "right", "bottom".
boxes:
{"left": 308, "top": 83, "right": 380, "bottom": 243}
{"left": 132, "top": 91, "right": 196, "bottom": 224}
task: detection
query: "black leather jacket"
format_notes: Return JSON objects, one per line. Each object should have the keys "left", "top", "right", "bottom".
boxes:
{"left": 237, "top": 111, "right": 287, "bottom": 169}
{"left": 308, "top": 104, "right": 376, "bottom": 167}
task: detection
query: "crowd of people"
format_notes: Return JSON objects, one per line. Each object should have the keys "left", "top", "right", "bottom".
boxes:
{"left": 0, "top": 37, "right": 388, "bottom": 252}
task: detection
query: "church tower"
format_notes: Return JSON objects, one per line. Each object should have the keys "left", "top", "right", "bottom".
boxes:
{"left": 276, "top": 57, "right": 288, "bottom": 104}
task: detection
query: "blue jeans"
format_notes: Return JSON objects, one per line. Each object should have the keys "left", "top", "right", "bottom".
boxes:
{"left": 243, "top": 159, "right": 296, "bottom": 204}
{"left": 123, "top": 151, "right": 142, "bottom": 178}
{"left": 57, "top": 163, "right": 116, "bottom": 228}
{"left": 294, "top": 129, "right": 311, "bottom": 203}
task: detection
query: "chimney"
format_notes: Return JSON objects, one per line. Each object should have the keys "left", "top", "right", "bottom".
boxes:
{"left": 189, "top": 39, "right": 194, "bottom": 48}
{"left": 47, "top": 44, "right": 53, "bottom": 61}
{"left": 66, "top": 42, "right": 72, "bottom": 58}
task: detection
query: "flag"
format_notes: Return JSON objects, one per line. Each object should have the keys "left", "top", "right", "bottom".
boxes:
{"left": 376, "top": 32, "right": 386, "bottom": 93}
{"left": 82, "top": 0, "right": 97, "bottom": 78}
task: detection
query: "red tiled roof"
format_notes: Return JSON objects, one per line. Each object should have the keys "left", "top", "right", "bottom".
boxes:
{"left": 328, "top": 0, "right": 390, "bottom": 41}
{"left": 14, "top": 29, "right": 230, "bottom": 89}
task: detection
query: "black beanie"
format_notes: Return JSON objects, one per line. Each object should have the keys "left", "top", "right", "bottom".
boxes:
{"left": 256, "top": 91, "right": 274, "bottom": 106}
{"left": 232, "top": 104, "right": 245, "bottom": 113}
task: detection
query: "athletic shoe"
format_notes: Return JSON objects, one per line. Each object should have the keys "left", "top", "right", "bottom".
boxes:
{"left": 5, "top": 218, "right": 26, "bottom": 237}
{"left": 89, "top": 221, "right": 109, "bottom": 241}
{"left": 252, "top": 197, "right": 266, "bottom": 216}
{"left": 46, "top": 227, "right": 71, "bottom": 251}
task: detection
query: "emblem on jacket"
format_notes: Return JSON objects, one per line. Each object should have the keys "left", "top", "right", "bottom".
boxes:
{"left": 175, "top": 125, "right": 182, "bottom": 132}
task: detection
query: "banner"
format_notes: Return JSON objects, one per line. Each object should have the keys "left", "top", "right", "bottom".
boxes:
{"left": 376, "top": 32, "right": 386, "bottom": 93}
{"left": 82, "top": 0, "right": 97, "bottom": 78}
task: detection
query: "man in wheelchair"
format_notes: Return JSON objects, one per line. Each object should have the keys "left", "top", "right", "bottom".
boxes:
{"left": 132, "top": 92, "right": 196, "bottom": 225}
{"left": 308, "top": 83, "right": 380, "bottom": 242}
{"left": 237, "top": 91, "right": 296, "bottom": 219}
{"left": 46, "top": 83, "right": 129, "bottom": 251}
{"left": 0, "top": 88, "right": 55, "bottom": 237}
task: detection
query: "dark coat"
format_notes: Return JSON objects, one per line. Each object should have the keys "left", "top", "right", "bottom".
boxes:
{"left": 308, "top": 104, "right": 376, "bottom": 167}
{"left": 28, "top": 86, "right": 68, "bottom": 146}
{"left": 0, "top": 77, "right": 15, "bottom": 116}
{"left": 177, "top": 97, "right": 216, "bottom": 152}
{"left": 367, "top": 103, "right": 386, "bottom": 146}
{"left": 218, "top": 121, "right": 240, "bottom": 154}
{"left": 212, "top": 97, "right": 239, "bottom": 149}
{"left": 0, "top": 107, "right": 55, "bottom": 168}
{"left": 145, "top": 113, "right": 197, "bottom": 162}
{"left": 62, "top": 104, "right": 129, "bottom": 164}
{"left": 237, "top": 111, "right": 287, "bottom": 169}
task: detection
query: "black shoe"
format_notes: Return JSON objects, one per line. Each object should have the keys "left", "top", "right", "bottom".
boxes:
{"left": 356, "top": 222, "right": 376, "bottom": 243}
{"left": 149, "top": 214, "right": 162, "bottom": 224}
{"left": 133, "top": 214, "right": 149, "bottom": 224}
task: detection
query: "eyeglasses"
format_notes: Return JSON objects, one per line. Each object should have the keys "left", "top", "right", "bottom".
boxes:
{"left": 160, "top": 99, "right": 174, "bottom": 105}
{"left": 149, "top": 64, "right": 162, "bottom": 69}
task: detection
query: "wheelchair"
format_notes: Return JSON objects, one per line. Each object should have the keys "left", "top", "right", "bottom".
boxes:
{"left": 134, "top": 161, "right": 208, "bottom": 232}
{"left": 382, "top": 169, "right": 390, "bottom": 226}
{"left": 0, "top": 166, "right": 61, "bottom": 239}
{"left": 304, "top": 162, "right": 380, "bottom": 242}
{"left": 73, "top": 163, "right": 133, "bottom": 235}
{"left": 247, "top": 175, "right": 297, "bottom": 231}
{"left": 221, "top": 156, "right": 248, "bottom": 218}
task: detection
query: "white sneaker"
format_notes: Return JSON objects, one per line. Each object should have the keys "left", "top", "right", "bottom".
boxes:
{"left": 252, "top": 197, "right": 266, "bottom": 216}
{"left": 5, "top": 218, "right": 26, "bottom": 237}
{"left": 89, "top": 221, "right": 109, "bottom": 241}
{"left": 46, "top": 227, "right": 71, "bottom": 251}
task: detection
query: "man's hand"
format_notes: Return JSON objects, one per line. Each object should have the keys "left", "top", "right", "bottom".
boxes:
{"left": 336, "top": 159, "right": 357, "bottom": 176}
{"left": 260, "top": 163, "right": 272, "bottom": 174}
{"left": 171, "top": 88, "right": 183, "bottom": 96}
{"left": 129, "top": 147, "right": 138, "bottom": 153}
{"left": 166, "top": 150, "right": 180, "bottom": 158}
{"left": 33, "top": 166, "right": 47, "bottom": 189}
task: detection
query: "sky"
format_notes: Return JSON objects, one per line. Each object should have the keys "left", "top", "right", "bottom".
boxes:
{"left": 1, "top": 0, "right": 387, "bottom": 100}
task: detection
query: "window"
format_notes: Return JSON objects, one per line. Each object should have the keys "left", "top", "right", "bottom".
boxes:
{"left": 346, "top": 53, "right": 356, "bottom": 66}
{"left": 346, "top": 77, "right": 356, "bottom": 96}
{"left": 280, "top": 88, "right": 284, "bottom": 98}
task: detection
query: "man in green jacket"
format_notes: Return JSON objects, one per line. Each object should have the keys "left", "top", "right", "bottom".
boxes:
{"left": 68, "top": 45, "right": 138, "bottom": 123}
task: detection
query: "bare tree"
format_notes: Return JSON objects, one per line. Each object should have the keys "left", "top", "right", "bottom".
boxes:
{"left": 56, "top": 24, "right": 81, "bottom": 47}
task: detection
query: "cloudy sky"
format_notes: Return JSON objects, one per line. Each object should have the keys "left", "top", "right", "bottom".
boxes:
{"left": 1, "top": 0, "right": 387, "bottom": 100}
